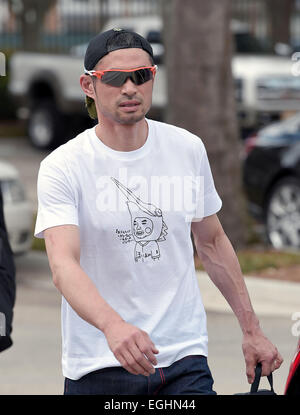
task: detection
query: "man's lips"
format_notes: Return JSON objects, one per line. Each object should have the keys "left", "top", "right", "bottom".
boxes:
{"left": 119, "top": 100, "right": 141, "bottom": 108}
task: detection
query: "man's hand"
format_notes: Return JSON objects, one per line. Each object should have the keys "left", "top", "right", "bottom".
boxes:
{"left": 242, "top": 328, "right": 283, "bottom": 384}
{"left": 103, "top": 320, "right": 159, "bottom": 376}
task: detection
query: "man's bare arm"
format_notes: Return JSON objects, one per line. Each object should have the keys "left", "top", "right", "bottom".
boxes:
{"left": 44, "top": 225, "right": 158, "bottom": 376}
{"left": 191, "top": 214, "right": 283, "bottom": 383}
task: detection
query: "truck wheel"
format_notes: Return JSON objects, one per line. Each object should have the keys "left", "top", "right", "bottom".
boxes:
{"left": 265, "top": 176, "right": 300, "bottom": 249}
{"left": 28, "top": 101, "right": 66, "bottom": 150}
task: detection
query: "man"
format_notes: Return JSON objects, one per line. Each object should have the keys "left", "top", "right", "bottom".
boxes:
{"left": 34, "top": 28, "right": 282, "bottom": 395}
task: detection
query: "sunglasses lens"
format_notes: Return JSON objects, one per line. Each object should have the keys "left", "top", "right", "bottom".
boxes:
{"left": 132, "top": 68, "right": 153, "bottom": 85}
{"left": 101, "top": 71, "right": 127, "bottom": 87}
{"left": 101, "top": 68, "right": 153, "bottom": 86}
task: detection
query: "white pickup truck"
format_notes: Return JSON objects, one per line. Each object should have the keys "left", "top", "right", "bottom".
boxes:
{"left": 8, "top": 16, "right": 300, "bottom": 149}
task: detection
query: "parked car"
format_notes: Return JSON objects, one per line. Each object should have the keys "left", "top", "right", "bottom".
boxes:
{"left": 8, "top": 16, "right": 300, "bottom": 150}
{"left": 243, "top": 113, "right": 300, "bottom": 249}
{"left": 285, "top": 338, "right": 300, "bottom": 395}
{"left": 0, "top": 160, "right": 33, "bottom": 255}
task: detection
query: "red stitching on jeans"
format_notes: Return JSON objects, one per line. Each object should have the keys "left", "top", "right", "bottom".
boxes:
{"left": 160, "top": 368, "right": 166, "bottom": 383}
{"left": 159, "top": 368, "right": 164, "bottom": 383}
{"left": 153, "top": 369, "right": 164, "bottom": 395}
{"left": 153, "top": 383, "right": 164, "bottom": 395}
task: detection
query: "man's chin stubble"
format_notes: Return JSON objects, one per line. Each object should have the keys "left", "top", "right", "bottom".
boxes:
{"left": 116, "top": 112, "right": 146, "bottom": 125}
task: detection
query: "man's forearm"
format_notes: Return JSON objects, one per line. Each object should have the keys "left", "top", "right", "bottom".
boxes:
{"left": 52, "top": 259, "right": 123, "bottom": 333}
{"left": 195, "top": 231, "right": 260, "bottom": 335}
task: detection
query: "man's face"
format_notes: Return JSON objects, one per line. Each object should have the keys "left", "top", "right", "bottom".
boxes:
{"left": 133, "top": 217, "right": 154, "bottom": 240}
{"left": 91, "top": 48, "right": 154, "bottom": 125}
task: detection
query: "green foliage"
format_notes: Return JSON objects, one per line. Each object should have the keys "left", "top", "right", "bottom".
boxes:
{"left": 195, "top": 249, "right": 300, "bottom": 275}
{"left": 237, "top": 249, "right": 300, "bottom": 274}
{"left": 31, "top": 236, "right": 46, "bottom": 251}
{"left": 31, "top": 212, "right": 45, "bottom": 251}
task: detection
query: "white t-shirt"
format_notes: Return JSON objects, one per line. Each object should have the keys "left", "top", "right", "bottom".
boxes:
{"left": 34, "top": 118, "right": 222, "bottom": 380}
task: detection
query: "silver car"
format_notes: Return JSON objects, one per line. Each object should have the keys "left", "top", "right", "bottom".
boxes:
{"left": 0, "top": 160, "right": 33, "bottom": 255}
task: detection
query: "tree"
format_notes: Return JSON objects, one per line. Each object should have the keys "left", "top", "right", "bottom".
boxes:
{"left": 162, "top": 0, "right": 246, "bottom": 248}
{"left": 265, "top": 0, "right": 295, "bottom": 48}
{"left": 7, "top": 0, "right": 57, "bottom": 51}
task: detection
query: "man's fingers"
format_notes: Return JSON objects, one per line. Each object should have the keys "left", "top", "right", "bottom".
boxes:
{"left": 130, "top": 342, "right": 155, "bottom": 375}
{"left": 152, "top": 344, "right": 159, "bottom": 356}
{"left": 274, "top": 352, "right": 284, "bottom": 369}
{"left": 245, "top": 358, "right": 256, "bottom": 384}
{"left": 144, "top": 343, "right": 159, "bottom": 366}
{"left": 115, "top": 352, "right": 140, "bottom": 376}
{"left": 268, "top": 352, "right": 284, "bottom": 373}
{"left": 138, "top": 332, "right": 159, "bottom": 365}
{"left": 121, "top": 349, "right": 150, "bottom": 376}
{"left": 261, "top": 350, "right": 284, "bottom": 376}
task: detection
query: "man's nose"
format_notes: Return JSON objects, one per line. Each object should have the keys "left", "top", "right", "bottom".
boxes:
{"left": 121, "top": 77, "right": 137, "bottom": 95}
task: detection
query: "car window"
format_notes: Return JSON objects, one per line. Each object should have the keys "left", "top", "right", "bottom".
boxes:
{"left": 234, "top": 32, "right": 274, "bottom": 54}
{"left": 147, "top": 30, "right": 162, "bottom": 44}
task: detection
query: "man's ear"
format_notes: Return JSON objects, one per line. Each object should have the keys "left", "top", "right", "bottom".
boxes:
{"left": 80, "top": 74, "right": 95, "bottom": 99}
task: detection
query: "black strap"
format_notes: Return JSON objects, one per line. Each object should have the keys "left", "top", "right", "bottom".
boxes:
{"left": 250, "top": 362, "right": 274, "bottom": 393}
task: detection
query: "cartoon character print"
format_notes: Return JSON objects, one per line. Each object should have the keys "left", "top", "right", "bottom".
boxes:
{"left": 111, "top": 177, "right": 168, "bottom": 263}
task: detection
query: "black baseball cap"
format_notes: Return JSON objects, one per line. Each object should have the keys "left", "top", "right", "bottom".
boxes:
{"left": 84, "top": 28, "right": 154, "bottom": 71}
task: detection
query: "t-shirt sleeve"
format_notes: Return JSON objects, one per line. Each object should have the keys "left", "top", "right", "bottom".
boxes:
{"left": 34, "top": 157, "right": 79, "bottom": 239}
{"left": 193, "top": 141, "right": 222, "bottom": 220}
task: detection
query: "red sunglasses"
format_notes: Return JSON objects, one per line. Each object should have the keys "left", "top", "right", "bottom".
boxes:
{"left": 84, "top": 65, "right": 157, "bottom": 87}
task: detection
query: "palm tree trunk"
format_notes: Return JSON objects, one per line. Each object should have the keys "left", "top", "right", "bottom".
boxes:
{"left": 265, "top": 0, "right": 295, "bottom": 48}
{"left": 163, "top": 0, "right": 246, "bottom": 248}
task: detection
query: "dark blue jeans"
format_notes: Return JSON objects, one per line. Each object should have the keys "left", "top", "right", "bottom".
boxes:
{"left": 64, "top": 355, "right": 217, "bottom": 395}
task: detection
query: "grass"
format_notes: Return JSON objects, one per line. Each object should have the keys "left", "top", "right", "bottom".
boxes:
{"left": 0, "top": 120, "right": 26, "bottom": 137}
{"left": 237, "top": 249, "right": 300, "bottom": 274}
{"left": 31, "top": 236, "right": 46, "bottom": 251}
{"left": 31, "top": 212, "right": 46, "bottom": 251}
{"left": 195, "top": 248, "right": 300, "bottom": 275}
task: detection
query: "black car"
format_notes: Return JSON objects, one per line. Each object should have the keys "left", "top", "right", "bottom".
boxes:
{"left": 243, "top": 113, "right": 300, "bottom": 249}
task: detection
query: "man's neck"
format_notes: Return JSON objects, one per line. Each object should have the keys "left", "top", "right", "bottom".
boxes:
{"left": 95, "top": 118, "right": 148, "bottom": 152}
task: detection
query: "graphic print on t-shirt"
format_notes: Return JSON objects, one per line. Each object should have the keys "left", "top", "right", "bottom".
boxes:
{"left": 111, "top": 177, "right": 168, "bottom": 263}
